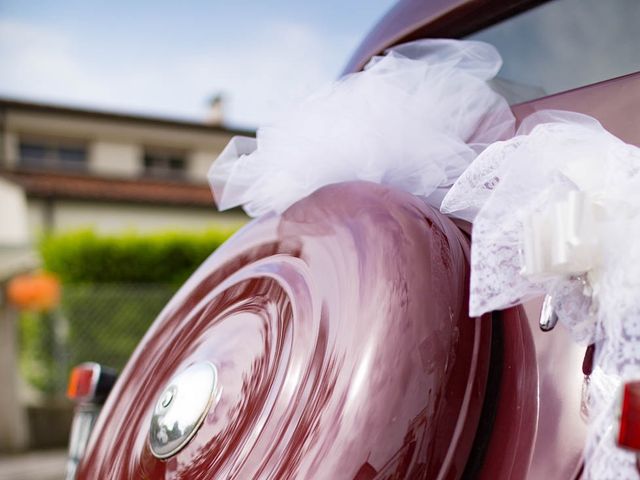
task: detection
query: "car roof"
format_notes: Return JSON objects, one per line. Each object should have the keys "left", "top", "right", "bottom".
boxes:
{"left": 343, "top": 0, "right": 548, "bottom": 73}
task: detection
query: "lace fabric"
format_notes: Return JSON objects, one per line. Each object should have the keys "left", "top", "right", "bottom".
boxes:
{"left": 443, "top": 111, "right": 640, "bottom": 479}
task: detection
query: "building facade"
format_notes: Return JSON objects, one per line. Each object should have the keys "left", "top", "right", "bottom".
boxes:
{"left": 0, "top": 98, "right": 253, "bottom": 451}
{"left": 0, "top": 97, "right": 251, "bottom": 238}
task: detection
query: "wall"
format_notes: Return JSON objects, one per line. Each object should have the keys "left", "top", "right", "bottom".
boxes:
{"left": 2, "top": 130, "right": 18, "bottom": 168}
{"left": 188, "top": 150, "right": 218, "bottom": 182}
{"left": 26, "top": 198, "right": 246, "bottom": 235}
{"left": 4, "top": 109, "right": 233, "bottom": 181}
{"left": 0, "top": 177, "right": 29, "bottom": 245}
{"left": 90, "top": 141, "right": 142, "bottom": 177}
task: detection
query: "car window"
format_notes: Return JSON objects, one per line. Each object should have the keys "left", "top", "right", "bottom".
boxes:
{"left": 466, "top": 0, "right": 640, "bottom": 104}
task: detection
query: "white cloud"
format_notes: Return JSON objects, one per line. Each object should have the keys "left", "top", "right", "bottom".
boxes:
{"left": 0, "top": 20, "right": 114, "bottom": 104}
{"left": 0, "top": 18, "right": 359, "bottom": 128}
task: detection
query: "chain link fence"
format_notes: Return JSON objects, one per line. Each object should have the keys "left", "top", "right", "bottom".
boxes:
{"left": 19, "top": 283, "right": 177, "bottom": 395}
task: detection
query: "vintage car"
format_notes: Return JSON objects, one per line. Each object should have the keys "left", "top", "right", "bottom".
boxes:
{"left": 65, "top": 0, "right": 640, "bottom": 478}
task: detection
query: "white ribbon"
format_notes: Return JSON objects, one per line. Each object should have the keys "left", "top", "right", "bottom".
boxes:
{"left": 521, "top": 190, "right": 600, "bottom": 279}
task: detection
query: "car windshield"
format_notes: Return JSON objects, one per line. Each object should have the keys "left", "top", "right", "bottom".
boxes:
{"left": 466, "top": 0, "right": 640, "bottom": 104}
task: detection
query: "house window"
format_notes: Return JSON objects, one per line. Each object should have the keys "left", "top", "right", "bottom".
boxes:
{"left": 19, "top": 137, "right": 87, "bottom": 171}
{"left": 143, "top": 149, "right": 187, "bottom": 178}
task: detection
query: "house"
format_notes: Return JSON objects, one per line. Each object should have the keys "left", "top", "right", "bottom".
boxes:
{"left": 0, "top": 98, "right": 253, "bottom": 451}
{"left": 0, "top": 97, "right": 252, "bottom": 237}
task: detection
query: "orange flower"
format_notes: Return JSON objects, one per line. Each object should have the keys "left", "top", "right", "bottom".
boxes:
{"left": 7, "top": 272, "right": 61, "bottom": 312}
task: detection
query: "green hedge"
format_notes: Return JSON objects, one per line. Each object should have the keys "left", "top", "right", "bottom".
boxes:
{"left": 60, "top": 284, "right": 177, "bottom": 370}
{"left": 40, "top": 227, "right": 238, "bottom": 284}
{"left": 19, "top": 311, "right": 61, "bottom": 394}
{"left": 21, "top": 227, "right": 239, "bottom": 394}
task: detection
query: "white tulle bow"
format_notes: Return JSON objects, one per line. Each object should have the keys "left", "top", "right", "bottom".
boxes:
{"left": 208, "top": 39, "right": 515, "bottom": 217}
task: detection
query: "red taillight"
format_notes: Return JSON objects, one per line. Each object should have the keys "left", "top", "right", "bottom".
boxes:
{"left": 618, "top": 381, "right": 640, "bottom": 451}
{"left": 65, "top": 363, "right": 117, "bottom": 478}
{"left": 67, "top": 363, "right": 99, "bottom": 401}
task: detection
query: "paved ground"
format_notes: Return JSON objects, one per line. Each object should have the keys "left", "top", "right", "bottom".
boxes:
{"left": 0, "top": 450, "right": 66, "bottom": 480}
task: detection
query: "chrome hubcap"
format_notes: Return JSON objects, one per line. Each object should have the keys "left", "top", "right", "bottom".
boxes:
{"left": 149, "top": 362, "right": 218, "bottom": 459}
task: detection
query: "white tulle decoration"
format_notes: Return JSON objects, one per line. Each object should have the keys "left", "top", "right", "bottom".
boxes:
{"left": 208, "top": 39, "right": 515, "bottom": 217}
{"left": 442, "top": 110, "right": 640, "bottom": 479}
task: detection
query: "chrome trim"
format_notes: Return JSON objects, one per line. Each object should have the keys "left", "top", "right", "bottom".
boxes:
{"left": 65, "top": 362, "right": 117, "bottom": 479}
{"left": 66, "top": 403, "right": 100, "bottom": 480}
{"left": 539, "top": 295, "right": 558, "bottom": 332}
{"left": 149, "top": 362, "right": 219, "bottom": 459}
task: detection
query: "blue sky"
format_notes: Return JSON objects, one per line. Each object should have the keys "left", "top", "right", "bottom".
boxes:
{"left": 0, "top": 0, "right": 395, "bottom": 128}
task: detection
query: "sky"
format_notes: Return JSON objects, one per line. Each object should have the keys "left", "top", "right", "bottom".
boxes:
{"left": 0, "top": 0, "right": 396, "bottom": 129}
